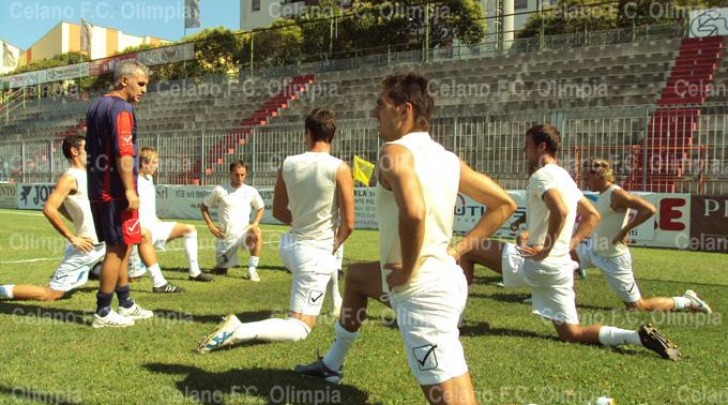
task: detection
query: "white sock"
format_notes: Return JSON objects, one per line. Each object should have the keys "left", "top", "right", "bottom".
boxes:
{"left": 598, "top": 326, "right": 642, "bottom": 347}
{"left": 148, "top": 263, "right": 168, "bottom": 288}
{"left": 248, "top": 256, "right": 260, "bottom": 272}
{"left": 323, "top": 322, "right": 360, "bottom": 371}
{"left": 672, "top": 296, "right": 691, "bottom": 311}
{"left": 329, "top": 272, "right": 342, "bottom": 310}
{"left": 0, "top": 284, "right": 15, "bottom": 299}
{"left": 231, "top": 317, "right": 311, "bottom": 343}
{"left": 185, "top": 230, "right": 201, "bottom": 277}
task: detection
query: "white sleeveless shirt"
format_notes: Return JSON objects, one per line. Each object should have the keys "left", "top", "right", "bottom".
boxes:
{"left": 282, "top": 152, "right": 343, "bottom": 248}
{"left": 376, "top": 132, "right": 460, "bottom": 300}
{"left": 592, "top": 184, "right": 630, "bottom": 257}
{"left": 63, "top": 167, "right": 99, "bottom": 244}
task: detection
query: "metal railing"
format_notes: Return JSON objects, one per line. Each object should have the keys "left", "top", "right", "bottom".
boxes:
{"left": 3, "top": 104, "right": 726, "bottom": 194}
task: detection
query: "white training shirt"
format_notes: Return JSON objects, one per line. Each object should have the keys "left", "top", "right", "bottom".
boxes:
{"left": 203, "top": 183, "right": 264, "bottom": 237}
{"left": 63, "top": 167, "right": 99, "bottom": 244}
{"left": 592, "top": 184, "right": 630, "bottom": 257}
{"left": 376, "top": 132, "right": 461, "bottom": 299}
{"left": 137, "top": 173, "right": 159, "bottom": 228}
{"left": 282, "top": 152, "right": 343, "bottom": 247}
{"left": 526, "top": 163, "right": 583, "bottom": 259}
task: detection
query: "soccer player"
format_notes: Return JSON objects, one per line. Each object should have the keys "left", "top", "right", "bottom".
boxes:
{"left": 297, "top": 73, "right": 517, "bottom": 405}
{"left": 196, "top": 108, "right": 354, "bottom": 353}
{"left": 516, "top": 123, "right": 681, "bottom": 360}
{"left": 86, "top": 60, "right": 153, "bottom": 328}
{"left": 0, "top": 136, "right": 104, "bottom": 301}
{"left": 129, "top": 146, "right": 212, "bottom": 291}
{"left": 576, "top": 158, "right": 711, "bottom": 313}
{"left": 200, "top": 161, "right": 264, "bottom": 282}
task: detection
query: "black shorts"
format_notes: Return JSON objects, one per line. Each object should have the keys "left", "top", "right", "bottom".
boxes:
{"left": 90, "top": 200, "right": 142, "bottom": 246}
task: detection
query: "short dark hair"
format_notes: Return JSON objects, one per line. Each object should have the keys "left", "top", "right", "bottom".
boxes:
{"left": 62, "top": 135, "right": 85, "bottom": 160}
{"left": 305, "top": 108, "right": 337, "bottom": 143}
{"left": 526, "top": 123, "right": 561, "bottom": 156}
{"left": 381, "top": 73, "right": 434, "bottom": 130}
{"left": 229, "top": 160, "right": 248, "bottom": 173}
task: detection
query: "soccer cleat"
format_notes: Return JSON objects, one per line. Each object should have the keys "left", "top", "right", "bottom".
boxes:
{"left": 212, "top": 267, "right": 229, "bottom": 276}
{"left": 92, "top": 309, "right": 135, "bottom": 329}
{"left": 197, "top": 314, "right": 242, "bottom": 354}
{"left": 684, "top": 290, "right": 712, "bottom": 314}
{"left": 152, "top": 283, "right": 186, "bottom": 293}
{"left": 294, "top": 359, "right": 343, "bottom": 384}
{"left": 247, "top": 269, "right": 260, "bottom": 282}
{"left": 638, "top": 324, "right": 681, "bottom": 361}
{"left": 119, "top": 302, "right": 154, "bottom": 320}
{"left": 189, "top": 272, "right": 214, "bottom": 282}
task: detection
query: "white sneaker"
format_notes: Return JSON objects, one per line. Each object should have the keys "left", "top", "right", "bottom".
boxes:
{"left": 197, "top": 314, "right": 242, "bottom": 354}
{"left": 684, "top": 290, "right": 712, "bottom": 314}
{"left": 92, "top": 309, "right": 135, "bottom": 329}
{"left": 247, "top": 268, "right": 260, "bottom": 282}
{"left": 119, "top": 302, "right": 154, "bottom": 319}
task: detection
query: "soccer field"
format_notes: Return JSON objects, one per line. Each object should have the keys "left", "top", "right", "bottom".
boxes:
{"left": 0, "top": 208, "right": 726, "bottom": 405}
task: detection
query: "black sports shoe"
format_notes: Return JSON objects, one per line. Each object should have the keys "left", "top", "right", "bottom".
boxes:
{"left": 638, "top": 324, "right": 681, "bottom": 361}
{"left": 295, "top": 359, "right": 343, "bottom": 384}
{"left": 152, "top": 283, "right": 186, "bottom": 293}
{"left": 189, "top": 272, "right": 214, "bottom": 282}
{"left": 212, "top": 267, "right": 228, "bottom": 275}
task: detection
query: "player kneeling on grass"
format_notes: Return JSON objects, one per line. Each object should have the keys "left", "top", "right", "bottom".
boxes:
{"left": 0, "top": 136, "right": 105, "bottom": 302}
{"left": 126, "top": 147, "right": 213, "bottom": 291}
{"left": 517, "top": 123, "right": 681, "bottom": 360}
{"left": 196, "top": 108, "right": 354, "bottom": 353}
{"left": 296, "top": 74, "right": 517, "bottom": 405}
{"left": 200, "top": 161, "right": 265, "bottom": 282}
{"left": 575, "top": 158, "right": 711, "bottom": 314}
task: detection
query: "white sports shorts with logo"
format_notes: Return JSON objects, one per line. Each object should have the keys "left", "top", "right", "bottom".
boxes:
{"left": 148, "top": 221, "right": 177, "bottom": 250}
{"left": 215, "top": 226, "right": 253, "bottom": 269}
{"left": 523, "top": 256, "right": 579, "bottom": 325}
{"left": 576, "top": 242, "right": 640, "bottom": 303}
{"left": 279, "top": 232, "right": 337, "bottom": 316}
{"left": 49, "top": 243, "right": 106, "bottom": 292}
{"left": 390, "top": 265, "right": 469, "bottom": 386}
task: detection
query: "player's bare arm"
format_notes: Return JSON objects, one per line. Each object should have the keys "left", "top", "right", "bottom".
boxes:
{"left": 117, "top": 155, "right": 139, "bottom": 210}
{"left": 610, "top": 188, "right": 656, "bottom": 244}
{"left": 571, "top": 196, "right": 601, "bottom": 250}
{"left": 200, "top": 203, "right": 224, "bottom": 239}
{"left": 452, "top": 159, "right": 517, "bottom": 259}
{"left": 272, "top": 168, "right": 292, "bottom": 225}
{"left": 379, "top": 143, "right": 425, "bottom": 289}
{"left": 43, "top": 174, "right": 93, "bottom": 253}
{"left": 334, "top": 162, "right": 355, "bottom": 254}
{"left": 521, "top": 188, "right": 568, "bottom": 261}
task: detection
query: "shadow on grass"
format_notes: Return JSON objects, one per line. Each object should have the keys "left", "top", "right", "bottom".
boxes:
{"left": 468, "top": 292, "right": 532, "bottom": 304}
{"left": 458, "top": 321, "right": 560, "bottom": 342}
{"left": 0, "top": 384, "right": 83, "bottom": 404}
{"left": 144, "top": 363, "right": 382, "bottom": 405}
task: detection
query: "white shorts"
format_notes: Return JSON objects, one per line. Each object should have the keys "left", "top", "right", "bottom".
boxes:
{"left": 390, "top": 269, "right": 469, "bottom": 385}
{"left": 215, "top": 226, "right": 253, "bottom": 268}
{"left": 576, "top": 243, "right": 641, "bottom": 303}
{"left": 280, "top": 233, "right": 336, "bottom": 316}
{"left": 523, "top": 257, "right": 579, "bottom": 325}
{"left": 49, "top": 243, "right": 106, "bottom": 292}
{"left": 148, "top": 221, "right": 176, "bottom": 250}
{"left": 501, "top": 243, "right": 528, "bottom": 289}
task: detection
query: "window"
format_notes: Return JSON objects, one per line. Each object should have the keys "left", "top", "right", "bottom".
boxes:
{"left": 515, "top": 0, "right": 528, "bottom": 10}
{"left": 252, "top": 0, "right": 260, "bottom": 12}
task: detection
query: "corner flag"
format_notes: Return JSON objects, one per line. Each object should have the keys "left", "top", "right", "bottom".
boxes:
{"left": 353, "top": 155, "right": 375, "bottom": 186}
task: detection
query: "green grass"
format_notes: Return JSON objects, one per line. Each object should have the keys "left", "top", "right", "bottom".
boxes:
{"left": 0, "top": 208, "right": 726, "bottom": 405}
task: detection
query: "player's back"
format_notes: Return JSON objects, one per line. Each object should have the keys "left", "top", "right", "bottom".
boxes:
{"left": 63, "top": 167, "right": 99, "bottom": 243}
{"left": 282, "top": 152, "right": 342, "bottom": 245}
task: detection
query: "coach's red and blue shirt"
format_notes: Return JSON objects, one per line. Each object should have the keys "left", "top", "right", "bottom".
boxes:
{"left": 86, "top": 95, "right": 138, "bottom": 202}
